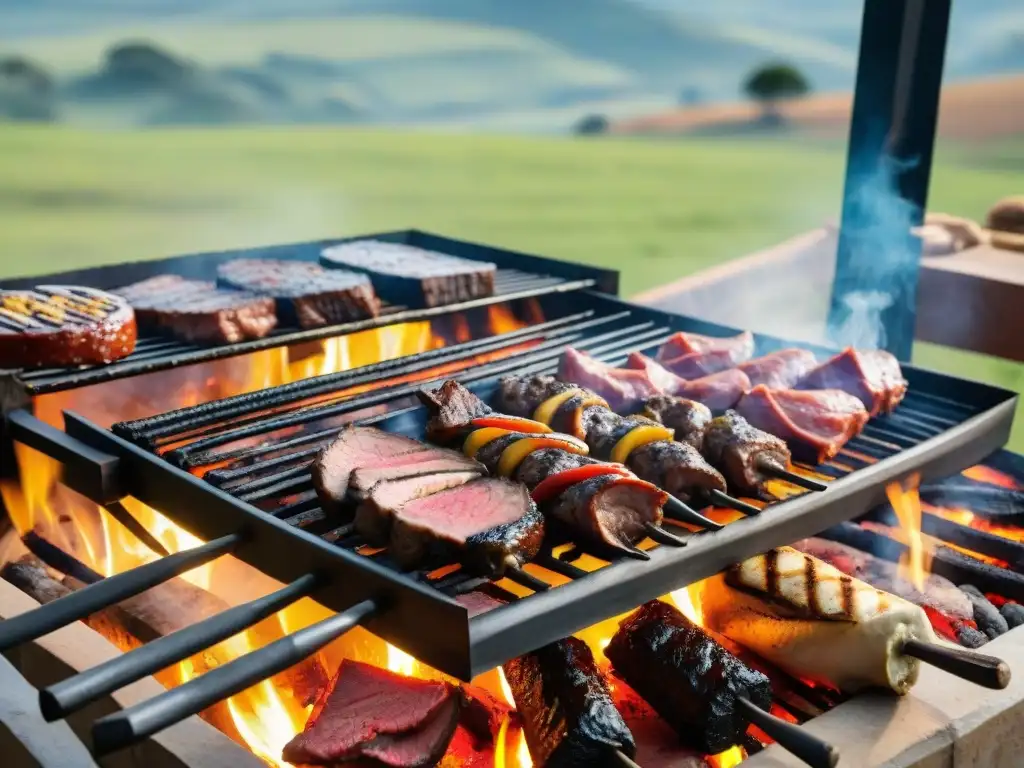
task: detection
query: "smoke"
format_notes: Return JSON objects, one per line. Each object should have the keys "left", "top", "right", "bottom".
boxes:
{"left": 827, "top": 152, "right": 922, "bottom": 351}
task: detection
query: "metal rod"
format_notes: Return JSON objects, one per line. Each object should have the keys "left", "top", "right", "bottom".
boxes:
{"left": 707, "top": 490, "right": 762, "bottom": 516}
{"left": 643, "top": 522, "right": 688, "bottom": 547}
{"left": 901, "top": 639, "right": 1010, "bottom": 690}
{"left": 90, "top": 599, "right": 377, "bottom": 756}
{"left": 736, "top": 697, "right": 839, "bottom": 768}
{"left": 757, "top": 460, "right": 829, "bottom": 493}
{"left": 664, "top": 495, "right": 723, "bottom": 530}
{"left": 0, "top": 534, "right": 242, "bottom": 652}
{"left": 39, "top": 573, "right": 320, "bottom": 721}
{"left": 103, "top": 501, "right": 170, "bottom": 557}
{"left": 613, "top": 750, "right": 643, "bottom": 768}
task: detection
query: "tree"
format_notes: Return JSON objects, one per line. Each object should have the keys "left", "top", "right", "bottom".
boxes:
{"left": 573, "top": 113, "right": 609, "bottom": 136}
{"left": 743, "top": 62, "right": 809, "bottom": 120}
{"left": 0, "top": 56, "right": 57, "bottom": 122}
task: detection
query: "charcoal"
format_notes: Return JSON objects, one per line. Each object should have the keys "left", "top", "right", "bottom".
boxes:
{"left": 960, "top": 584, "right": 1009, "bottom": 639}
{"left": 957, "top": 625, "right": 989, "bottom": 648}
{"left": 1000, "top": 601, "right": 1024, "bottom": 629}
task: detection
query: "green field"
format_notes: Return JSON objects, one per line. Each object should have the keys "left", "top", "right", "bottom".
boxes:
{"left": 0, "top": 125, "right": 1020, "bottom": 450}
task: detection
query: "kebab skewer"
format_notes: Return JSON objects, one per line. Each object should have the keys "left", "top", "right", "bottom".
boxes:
{"left": 698, "top": 547, "right": 1010, "bottom": 693}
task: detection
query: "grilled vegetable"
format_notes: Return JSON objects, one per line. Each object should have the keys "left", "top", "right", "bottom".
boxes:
{"left": 470, "top": 415, "right": 552, "bottom": 433}
{"left": 530, "top": 463, "right": 632, "bottom": 504}
{"left": 609, "top": 423, "right": 675, "bottom": 464}
{"left": 495, "top": 434, "right": 589, "bottom": 477}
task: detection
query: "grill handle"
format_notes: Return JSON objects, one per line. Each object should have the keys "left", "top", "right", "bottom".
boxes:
{"left": 902, "top": 639, "right": 1011, "bottom": 690}
{"left": 0, "top": 533, "right": 242, "bottom": 653}
{"left": 736, "top": 696, "right": 839, "bottom": 768}
{"left": 90, "top": 598, "right": 379, "bottom": 756}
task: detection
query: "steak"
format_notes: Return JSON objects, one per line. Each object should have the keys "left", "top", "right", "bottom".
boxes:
{"left": 217, "top": 258, "right": 380, "bottom": 328}
{"left": 348, "top": 450, "right": 482, "bottom": 498}
{"left": 0, "top": 285, "right": 136, "bottom": 367}
{"left": 503, "top": 636, "right": 636, "bottom": 768}
{"left": 669, "top": 368, "right": 752, "bottom": 412}
{"left": 113, "top": 274, "right": 278, "bottom": 344}
{"left": 388, "top": 477, "right": 544, "bottom": 576}
{"left": 738, "top": 348, "right": 818, "bottom": 389}
{"left": 282, "top": 659, "right": 460, "bottom": 768}
{"left": 796, "top": 347, "right": 908, "bottom": 416}
{"left": 312, "top": 426, "right": 428, "bottom": 512}
{"left": 641, "top": 395, "right": 712, "bottom": 450}
{"left": 320, "top": 239, "right": 496, "bottom": 308}
{"left": 355, "top": 469, "right": 483, "bottom": 545}
{"left": 419, "top": 379, "right": 493, "bottom": 443}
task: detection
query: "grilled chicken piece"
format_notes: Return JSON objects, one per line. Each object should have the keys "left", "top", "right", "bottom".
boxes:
{"left": 797, "top": 347, "right": 908, "bottom": 416}
{"left": 738, "top": 348, "right": 818, "bottom": 389}
{"left": 701, "top": 410, "right": 790, "bottom": 499}
{"left": 699, "top": 546, "right": 937, "bottom": 694}
{"left": 503, "top": 637, "right": 636, "bottom": 768}
{"left": 606, "top": 600, "right": 772, "bottom": 754}
{"left": 642, "top": 394, "right": 712, "bottom": 450}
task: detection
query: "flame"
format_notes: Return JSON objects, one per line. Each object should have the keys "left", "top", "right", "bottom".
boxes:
{"left": 709, "top": 746, "right": 746, "bottom": 768}
{"left": 886, "top": 473, "right": 930, "bottom": 591}
{"left": 962, "top": 465, "right": 1018, "bottom": 489}
{"left": 497, "top": 668, "right": 533, "bottom": 768}
{"left": 386, "top": 643, "right": 418, "bottom": 677}
{"left": 495, "top": 715, "right": 511, "bottom": 768}
{"left": 670, "top": 584, "right": 704, "bottom": 626}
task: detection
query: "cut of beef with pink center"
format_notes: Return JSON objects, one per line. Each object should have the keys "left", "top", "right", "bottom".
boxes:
{"left": 656, "top": 330, "right": 754, "bottom": 365}
{"left": 796, "top": 347, "right": 908, "bottom": 416}
{"left": 558, "top": 347, "right": 660, "bottom": 411}
{"left": 349, "top": 451, "right": 482, "bottom": 497}
{"left": 670, "top": 367, "right": 752, "bottom": 412}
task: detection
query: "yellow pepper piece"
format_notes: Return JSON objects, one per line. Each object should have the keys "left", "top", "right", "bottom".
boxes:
{"left": 532, "top": 389, "right": 584, "bottom": 425}
{"left": 462, "top": 427, "right": 513, "bottom": 459}
{"left": 609, "top": 424, "right": 675, "bottom": 464}
{"left": 496, "top": 435, "right": 589, "bottom": 477}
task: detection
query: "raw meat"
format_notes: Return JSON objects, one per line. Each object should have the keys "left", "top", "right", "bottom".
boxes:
{"left": 738, "top": 348, "right": 818, "bottom": 389}
{"left": 796, "top": 347, "right": 908, "bottom": 416}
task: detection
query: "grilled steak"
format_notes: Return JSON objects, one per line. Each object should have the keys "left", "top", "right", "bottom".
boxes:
{"left": 739, "top": 348, "right": 818, "bottom": 389}
{"left": 320, "top": 239, "right": 496, "bottom": 308}
{"left": 641, "top": 395, "right": 712, "bottom": 450}
{"left": 606, "top": 599, "right": 772, "bottom": 755}
{"left": 503, "top": 636, "right": 636, "bottom": 768}
{"left": 114, "top": 274, "right": 278, "bottom": 344}
{"left": 312, "top": 426, "right": 429, "bottom": 511}
{"left": 388, "top": 477, "right": 544, "bottom": 576}
{"left": 736, "top": 385, "right": 868, "bottom": 464}
{"left": 0, "top": 286, "right": 136, "bottom": 368}
{"left": 348, "top": 449, "right": 482, "bottom": 498}
{"left": 282, "top": 659, "right": 460, "bottom": 767}
{"left": 797, "top": 347, "right": 908, "bottom": 416}
{"left": 702, "top": 410, "right": 790, "bottom": 498}
{"left": 558, "top": 347, "right": 660, "bottom": 411}
{"left": 217, "top": 258, "right": 380, "bottom": 328}
{"left": 355, "top": 469, "right": 482, "bottom": 545}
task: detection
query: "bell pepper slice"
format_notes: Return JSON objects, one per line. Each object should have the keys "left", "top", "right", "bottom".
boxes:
{"left": 470, "top": 415, "right": 553, "bottom": 434}
{"left": 609, "top": 424, "right": 675, "bottom": 464}
{"left": 533, "top": 388, "right": 586, "bottom": 425}
{"left": 530, "top": 463, "right": 633, "bottom": 504}
{"left": 462, "top": 427, "right": 514, "bottom": 459}
{"left": 496, "top": 434, "right": 589, "bottom": 477}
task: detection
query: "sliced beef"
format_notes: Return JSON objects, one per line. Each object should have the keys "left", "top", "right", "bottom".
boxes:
{"left": 355, "top": 469, "right": 482, "bottom": 545}
{"left": 656, "top": 330, "right": 754, "bottom": 367}
{"left": 0, "top": 285, "right": 136, "bottom": 368}
{"left": 796, "top": 347, "right": 908, "bottom": 416}
{"left": 113, "top": 274, "right": 278, "bottom": 344}
{"left": 282, "top": 660, "right": 459, "bottom": 767}
{"left": 455, "top": 590, "right": 505, "bottom": 617}
{"left": 320, "top": 239, "right": 496, "bottom": 308}
{"left": 625, "top": 440, "right": 727, "bottom": 503}
{"left": 558, "top": 347, "right": 660, "bottom": 411}
{"left": 503, "top": 637, "right": 636, "bottom": 768}
{"left": 459, "top": 683, "right": 516, "bottom": 746}
{"left": 736, "top": 385, "right": 869, "bottom": 464}
{"left": 738, "top": 348, "right": 818, "bottom": 389}
{"left": 217, "top": 258, "right": 380, "bottom": 328}
{"left": 312, "top": 426, "right": 427, "bottom": 511}
{"left": 702, "top": 410, "right": 790, "bottom": 499}
{"left": 349, "top": 450, "right": 482, "bottom": 498}
{"left": 654, "top": 348, "right": 742, "bottom": 379}
{"left": 388, "top": 477, "right": 544, "bottom": 576}
{"left": 641, "top": 395, "right": 712, "bottom": 450}
{"left": 624, "top": 352, "right": 689, "bottom": 392}
{"left": 606, "top": 599, "right": 772, "bottom": 755}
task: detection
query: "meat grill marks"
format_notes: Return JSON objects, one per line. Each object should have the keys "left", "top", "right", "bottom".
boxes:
{"left": 320, "top": 239, "right": 497, "bottom": 308}
{"left": 796, "top": 347, "right": 908, "bottom": 416}
{"left": 217, "top": 258, "right": 380, "bottom": 327}
{"left": 503, "top": 636, "right": 636, "bottom": 768}
{"left": 606, "top": 599, "right": 772, "bottom": 755}
{"left": 0, "top": 285, "right": 136, "bottom": 367}
{"left": 113, "top": 274, "right": 278, "bottom": 344}
{"left": 702, "top": 411, "right": 792, "bottom": 500}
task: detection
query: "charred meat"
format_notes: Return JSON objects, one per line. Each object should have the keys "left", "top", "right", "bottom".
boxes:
{"left": 320, "top": 239, "right": 496, "bottom": 308}
{"left": 738, "top": 348, "right": 818, "bottom": 389}
{"left": 702, "top": 410, "right": 790, "bottom": 499}
{"left": 503, "top": 636, "right": 636, "bottom": 768}
{"left": 797, "top": 347, "right": 908, "bottom": 416}
{"left": 606, "top": 599, "right": 772, "bottom": 754}
{"left": 641, "top": 395, "right": 712, "bottom": 450}
{"left": 0, "top": 285, "right": 137, "bottom": 367}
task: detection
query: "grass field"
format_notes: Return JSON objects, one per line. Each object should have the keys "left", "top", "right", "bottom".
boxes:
{"left": 0, "top": 125, "right": 1020, "bottom": 449}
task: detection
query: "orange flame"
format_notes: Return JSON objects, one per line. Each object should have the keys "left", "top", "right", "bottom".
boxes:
{"left": 962, "top": 465, "right": 1018, "bottom": 489}
{"left": 709, "top": 746, "right": 746, "bottom": 768}
{"left": 886, "top": 473, "right": 931, "bottom": 591}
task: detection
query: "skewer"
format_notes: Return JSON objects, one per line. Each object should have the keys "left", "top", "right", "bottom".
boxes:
{"left": 757, "top": 459, "right": 829, "bottom": 492}
{"left": 664, "top": 495, "right": 723, "bottom": 530}
{"left": 613, "top": 749, "right": 644, "bottom": 768}
{"left": 707, "top": 489, "right": 762, "bottom": 516}
{"left": 736, "top": 697, "right": 839, "bottom": 768}
{"left": 901, "top": 639, "right": 1011, "bottom": 690}
{"left": 644, "top": 522, "right": 688, "bottom": 547}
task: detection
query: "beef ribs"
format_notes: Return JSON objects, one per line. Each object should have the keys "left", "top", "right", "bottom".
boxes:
{"left": 606, "top": 599, "right": 772, "bottom": 755}
{"left": 320, "top": 240, "right": 496, "bottom": 308}
{"left": 217, "top": 258, "right": 380, "bottom": 328}
{"left": 113, "top": 274, "right": 278, "bottom": 344}
{"left": 656, "top": 330, "right": 755, "bottom": 367}
{"left": 388, "top": 477, "right": 544, "bottom": 576}
{"left": 0, "top": 285, "right": 137, "bottom": 368}
{"left": 282, "top": 660, "right": 460, "bottom": 768}
{"left": 641, "top": 395, "right": 712, "bottom": 450}
{"left": 702, "top": 410, "right": 791, "bottom": 499}
{"left": 796, "top": 347, "right": 908, "bottom": 416}
{"left": 736, "top": 385, "right": 869, "bottom": 464}
{"left": 738, "top": 348, "right": 818, "bottom": 389}
{"left": 558, "top": 347, "right": 660, "bottom": 411}
{"left": 355, "top": 469, "right": 482, "bottom": 545}
{"left": 503, "top": 636, "right": 636, "bottom": 768}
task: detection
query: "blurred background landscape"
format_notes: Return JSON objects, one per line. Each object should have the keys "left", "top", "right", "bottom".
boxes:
{"left": 0, "top": 0, "right": 1021, "bottom": 444}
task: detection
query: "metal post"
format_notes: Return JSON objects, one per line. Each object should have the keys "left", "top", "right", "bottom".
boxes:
{"left": 827, "top": 0, "right": 952, "bottom": 360}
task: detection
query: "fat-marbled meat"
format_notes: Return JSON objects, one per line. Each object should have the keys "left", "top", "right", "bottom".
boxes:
{"left": 217, "top": 258, "right": 380, "bottom": 328}
{"left": 641, "top": 395, "right": 712, "bottom": 450}
{"left": 738, "top": 348, "right": 818, "bottom": 389}
{"left": 605, "top": 599, "right": 772, "bottom": 755}
{"left": 702, "top": 410, "right": 790, "bottom": 498}
{"left": 503, "top": 636, "right": 636, "bottom": 768}
{"left": 320, "top": 239, "right": 496, "bottom": 308}
{"left": 797, "top": 347, "right": 908, "bottom": 416}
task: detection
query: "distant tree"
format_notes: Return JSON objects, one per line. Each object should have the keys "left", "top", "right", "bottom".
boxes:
{"left": 104, "top": 41, "right": 193, "bottom": 90}
{"left": 743, "top": 62, "right": 809, "bottom": 120}
{"left": 0, "top": 56, "right": 57, "bottom": 122}
{"left": 574, "top": 113, "right": 609, "bottom": 136}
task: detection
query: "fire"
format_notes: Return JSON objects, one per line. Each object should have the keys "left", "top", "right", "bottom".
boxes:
{"left": 962, "top": 465, "right": 1018, "bottom": 489}
{"left": 709, "top": 746, "right": 746, "bottom": 768}
{"left": 386, "top": 643, "right": 418, "bottom": 677}
{"left": 886, "top": 473, "right": 931, "bottom": 591}
{"left": 670, "top": 583, "right": 704, "bottom": 626}
{"left": 497, "top": 668, "right": 533, "bottom": 768}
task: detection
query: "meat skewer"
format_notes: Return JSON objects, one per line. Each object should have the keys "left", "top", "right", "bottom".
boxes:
{"left": 606, "top": 600, "right": 838, "bottom": 768}
{"left": 699, "top": 547, "right": 1011, "bottom": 693}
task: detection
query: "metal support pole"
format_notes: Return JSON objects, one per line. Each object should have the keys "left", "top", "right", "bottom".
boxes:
{"left": 828, "top": 0, "right": 952, "bottom": 361}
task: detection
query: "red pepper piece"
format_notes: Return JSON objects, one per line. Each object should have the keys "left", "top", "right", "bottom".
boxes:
{"left": 470, "top": 415, "right": 552, "bottom": 434}
{"left": 530, "top": 463, "right": 633, "bottom": 504}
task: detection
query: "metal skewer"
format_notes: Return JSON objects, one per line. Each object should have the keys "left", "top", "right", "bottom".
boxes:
{"left": 736, "top": 696, "right": 839, "bottom": 768}
{"left": 707, "top": 489, "right": 762, "bottom": 516}
{"left": 901, "top": 639, "right": 1011, "bottom": 689}
{"left": 757, "top": 459, "right": 829, "bottom": 492}
{"left": 644, "top": 522, "right": 688, "bottom": 547}
{"left": 614, "top": 749, "right": 645, "bottom": 768}
{"left": 664, "top": 495, "right": 723, "bottom": 530}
